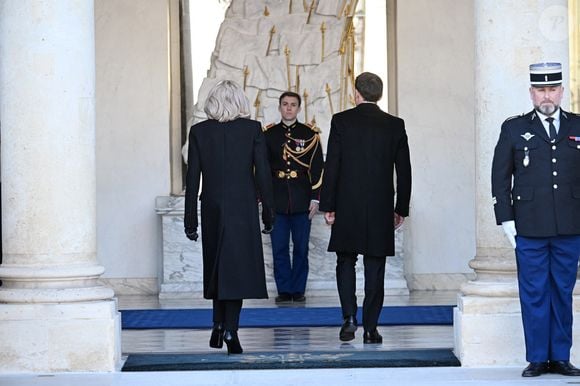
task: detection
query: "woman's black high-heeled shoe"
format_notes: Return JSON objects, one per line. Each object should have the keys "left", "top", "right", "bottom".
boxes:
{"left": 209, "top": 322, "right": 224, "bottom": 349}
{"left": 223, "top": 330, "right": 243, "bottom": 354}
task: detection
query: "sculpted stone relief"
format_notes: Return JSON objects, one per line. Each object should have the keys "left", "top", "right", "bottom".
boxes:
{"left": 183, "top": 0, "right": 359, "bottom": 162}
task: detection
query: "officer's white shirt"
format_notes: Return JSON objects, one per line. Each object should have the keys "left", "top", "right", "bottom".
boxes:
{"left": 536, "top": 108, "right": 561, "bottom": 137}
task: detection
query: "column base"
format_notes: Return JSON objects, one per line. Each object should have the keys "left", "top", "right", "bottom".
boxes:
{"left": 0, "top": 299, "right": 121, "bottom": 373}
{"left": 454, "top": 294, "right": 580, "bottom": 367}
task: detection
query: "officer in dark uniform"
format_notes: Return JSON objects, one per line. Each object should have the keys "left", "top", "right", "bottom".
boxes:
{"left": 492, "top": 62, "right": 580, "bottom": 377}
{"left": 264, "top": 91, "right": 323, "bottom": 303}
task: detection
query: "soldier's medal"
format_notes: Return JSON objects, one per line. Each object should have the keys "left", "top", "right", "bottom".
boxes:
{"left": 295, "top": 139, "right": 304, "bottom": 152}
{"left": 523, "top": 147, "right": 530, "bottom": 167}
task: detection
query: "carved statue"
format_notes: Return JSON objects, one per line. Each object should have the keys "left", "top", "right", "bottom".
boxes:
{"left": 183, "top": 0, "right": 359, "bottom": 163}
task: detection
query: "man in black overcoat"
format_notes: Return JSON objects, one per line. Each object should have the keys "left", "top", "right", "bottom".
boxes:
{"left": 319, "top": 72, "right": 412, "bottom": 343}
{"left": 491, "top": 62, "right": 580, "bottom": 377}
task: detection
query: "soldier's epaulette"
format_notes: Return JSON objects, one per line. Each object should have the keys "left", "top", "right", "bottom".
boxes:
{"left": 504, "top": 114, "right": 524, "bottom": 123}
{"left": 262, "top": 123, "right": 275, "bottom": 132}
{"left": 305, "top": 122, "right": 321, "bottom": 133}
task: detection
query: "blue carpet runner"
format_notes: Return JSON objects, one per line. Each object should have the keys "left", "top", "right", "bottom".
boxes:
{"left": 121, "top": 305, "right": 454, "bottom": 329}
{"left": 122, "top": 349, "right": 460, "bottom": 371}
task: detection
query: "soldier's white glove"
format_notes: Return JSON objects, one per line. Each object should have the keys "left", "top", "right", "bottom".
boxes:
{"left": 501, "top": 220, "right": 517, "bottom": 249}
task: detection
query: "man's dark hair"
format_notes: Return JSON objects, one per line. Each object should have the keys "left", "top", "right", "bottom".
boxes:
{"left": 355, "top": 72, "right": 383, "bottom": 102}
{"left": 279, "top": 91, "right": 302, "bottom": 106}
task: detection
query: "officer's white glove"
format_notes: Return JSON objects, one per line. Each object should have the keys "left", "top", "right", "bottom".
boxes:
{"left": 501, "top": 220, "right": 517, "bottom": 249}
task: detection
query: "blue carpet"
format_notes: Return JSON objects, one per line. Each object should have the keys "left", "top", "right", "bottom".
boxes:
{"left": 122, "top": 349, "right": 460, "bottom": 371}
{"left": 121, "top": 305, "right": 454, "bottom": 329}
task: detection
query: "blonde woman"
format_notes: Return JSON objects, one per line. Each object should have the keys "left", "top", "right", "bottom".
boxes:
{"left": 184, "top": 80, "right": 275, "bottom": 354}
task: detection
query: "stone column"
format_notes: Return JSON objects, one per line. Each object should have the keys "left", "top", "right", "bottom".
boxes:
{"left": 0, "top": 1, "right": 120, "bottom": 372}
{"left": 455, "top": 0, "right": 571, "bottom": 366}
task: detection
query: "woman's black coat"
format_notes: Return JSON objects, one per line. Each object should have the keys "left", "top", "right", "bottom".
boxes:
{"left": 184, "top": 118, "right": 274, "bottom": 300}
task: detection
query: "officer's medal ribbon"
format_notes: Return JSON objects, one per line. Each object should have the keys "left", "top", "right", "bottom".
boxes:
{"left": 295, "top": 139, "right": 304, "bottom": 152}
{"left": 520, "top": 132, "right": 534, "bottom": 167}
{"left": 523, "top": 146, "right": 530, "bottom": 167}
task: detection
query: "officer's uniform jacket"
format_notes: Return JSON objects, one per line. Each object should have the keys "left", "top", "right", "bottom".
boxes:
{"left": 491, "top": 109, "right": 580, "bottom": 237}
{"left": 264, "top": 121, "right": 324, "bottom": 214}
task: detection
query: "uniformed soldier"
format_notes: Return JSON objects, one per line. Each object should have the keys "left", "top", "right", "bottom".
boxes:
{"left": 491, "top": 62, "right": 580, "bottom": 377}
{"left": 264, "top": 91, "right": 324, "bottom": 303}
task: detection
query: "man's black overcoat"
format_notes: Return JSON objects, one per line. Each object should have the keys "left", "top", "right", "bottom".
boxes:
{"left": 184, "top": 118, "right": 274, "bottom": 300}
{"left": 319, "top": 103, "right": 412, "bottom": 256}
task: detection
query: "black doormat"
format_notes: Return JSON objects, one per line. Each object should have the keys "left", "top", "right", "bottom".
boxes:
{"left": 122, "top": 349, "right": 460, "bottom": 371}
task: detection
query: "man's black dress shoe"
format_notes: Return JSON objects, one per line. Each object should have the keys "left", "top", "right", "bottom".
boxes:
{"left": 549, "top": 361, "right": 580, "bottom": 376}
{"left": 209, "top": 322, "right": 224, "bottom": 348}
{"left": 363, "top": 330, "right": 383, "bottom": 344}
{"left": 275, "top": 293, "right": 292, "bottom": 303}
{"left": 339, "top": 315, "right": 357, "bottom": 341}
{"left": 521, "top": 362, "right": 549, "bottom": 377}
{"left": 223, "top": 330, "right": 243, "bottom": 354}
{"left": 292, "top": 293, "right": 306, "bottom": 302}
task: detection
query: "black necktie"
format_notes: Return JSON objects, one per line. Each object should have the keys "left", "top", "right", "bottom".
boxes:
{"left": 546, "top": 117, "right": 557, "bottom": 140}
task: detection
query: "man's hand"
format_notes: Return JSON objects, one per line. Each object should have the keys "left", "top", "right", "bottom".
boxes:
{"left": 185, "top": 229, "right": 198, "bottom": 241}
{"left": 394, "top": 213, "right": 405, "bottom": 230}
{"left": 308, "top": 201, "right": 319, "bottom": 220}
{"left": 501, "top": 220, "right": 517, "bottom": 249}
{"left": 324, "top": 212, "right": 335, "bottom": 225}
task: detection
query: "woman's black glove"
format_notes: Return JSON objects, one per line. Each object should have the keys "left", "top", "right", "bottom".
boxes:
{"left": 262, "top": 207, "right": 275, "bottom": 234}
{"left": 185, "top": 228, "right": 198, "bottom": 241}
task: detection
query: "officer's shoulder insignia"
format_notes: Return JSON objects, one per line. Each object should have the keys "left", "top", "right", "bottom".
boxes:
{"left": 262, "top": 123, "right": 275, "bottom": 132}
{"left": 504, "top": 114, "right": 523, "bottom": 123}
{"left": 305, "top": 122, "right": 321, "bottom": 133}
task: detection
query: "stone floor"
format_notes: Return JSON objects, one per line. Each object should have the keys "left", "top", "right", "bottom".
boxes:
{"left": 0, "top": 291, "right": 575, "bottom": 385}
{"left": 121, "top": 291, "right": 456, "bottom": 354}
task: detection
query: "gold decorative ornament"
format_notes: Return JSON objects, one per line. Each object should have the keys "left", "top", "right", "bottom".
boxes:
{"left": 243, "top": 66, "right": 249, "bottom": 91}
{"left": 266, "top": 25, "right": 276, "bottom": 56}
{"left": 303, "top": 90, "right": 309, "bottom": 123}
{"left": 325, "top": 83, "right": 334, "bottom": 115}
{"left": 254, "top": 90, "right": 262, "bottom": 119}
{"left": 306, "top": 0, "right": 315, "bottom": 24}
{"left": 320, "top": 22, "right": 326, "bottom": 62}
{"left": 284, "top": 45, "right": 292, "bottom": 90}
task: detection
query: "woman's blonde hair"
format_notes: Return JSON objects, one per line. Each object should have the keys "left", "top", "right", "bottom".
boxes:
{"left": 203, "top": 80, "right": 251, "bottom": 122}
